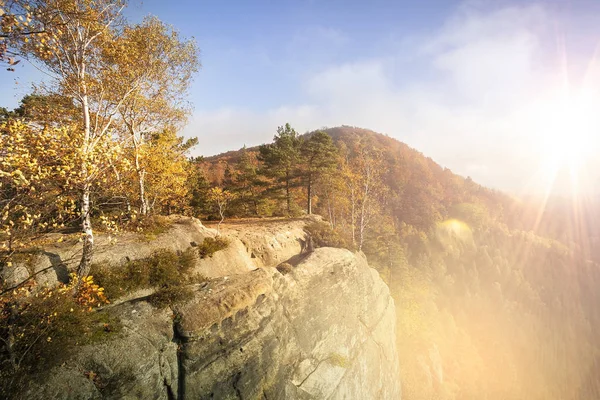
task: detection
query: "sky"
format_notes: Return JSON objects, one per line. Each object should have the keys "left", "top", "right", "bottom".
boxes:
{"left": 3, "top": 0, "right": 600, "bottom": 196}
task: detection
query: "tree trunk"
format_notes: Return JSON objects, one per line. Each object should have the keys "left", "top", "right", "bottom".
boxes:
{"left": 109, "top": 161, "right": 131, "bottom": 215}
{"left": 133, "top": 136, "right": 148, "bottom": 215}
{"left": 217, "top": 205, "right": 224, "bottom": 235}
{"left": 358, "top": 208, "right": 365, "bottom": 251}
{"left": 307, "top": 173, "right": 312, "bottom": 215}
{"left": 77, "top": 186, "right": 94, "bottom": 277}
{"left": 252, "top": 197, "right": 259, "bottom": 216}
{"left": 358, "top": 169, "right": 371, "bottom": 252}
{"left": 350, "top": 187, "right": 356, "bottom": 247}
{"left": 285, "top": 171, "right": 291, "bottom": 215}
{"left": 77, "top": 86, "right": 94, "bottom": 279}
{"left": 327, "top": 191, "right": 334, "bottom": 229}
{"left": 138, "top": 168, "right": 148, "bottom": 215}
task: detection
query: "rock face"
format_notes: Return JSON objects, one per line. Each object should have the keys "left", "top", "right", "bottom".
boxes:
{"left": 177, "top": 248, "right": 400, "bottom": 399}
{"left": 14, "top": 219, "right": 401, "bottom": 399}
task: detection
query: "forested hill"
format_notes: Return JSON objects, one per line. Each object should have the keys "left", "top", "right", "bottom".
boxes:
{"left": 324, "top": 126, "right": 600, "bottom": 253}
{"left": 196, "top": 124, "right": 600, "bottom": 399}
{"left": 202, "top": 125, "right": 540, "bottom": 235}
{"left": 321, "top": 126, "right": 517, "bottom": 229}
{"left": 202, "top": 125, "right": 598, "bottom": 256}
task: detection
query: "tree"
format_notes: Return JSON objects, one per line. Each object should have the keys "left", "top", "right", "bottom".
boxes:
{"left": 258, "top": 123, "right": 301, "bottom": 215}
{"left": 3, "top": 94, "right": 79, "bottom": 125}
{"left": 9, "top": 0, "right": 199, "bottom": 279}
{"left": 300, "top": 131, "right": 337, "bottom": 214}
{"left": 112, "top": 16, "right": 199, "bottom": 216}
{"left": 206, "top": 187, "right": 234, "bottom": 235}
{"left": 231, "top": 146, "right": 260, "bottom": 216}
{"left": 141, "top": 129, "right": 196, "bottom": 215}
{"left": 339, "top": 143, "right": 359, "bottom": 245}
{"left": 1, "top": 120, "right": 85, "bottom": 250}
{"left": 188, "top": 156, "right": 211, "bottom": 215}
{"left": 10, "top": 0, "right": 131, "bottom": 279}
{"left": 0, "top": 94, "right": 130, "bottom": 250}
{"left": 343, "top": 142, "right": 384, "bottom": 251}
{"left": 0, "top": 0, "right": 63, "bottom": 70}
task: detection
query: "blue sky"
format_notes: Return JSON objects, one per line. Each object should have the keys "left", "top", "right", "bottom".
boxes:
{"left": 3, "top": 0, "right": 600, "bottom": 195}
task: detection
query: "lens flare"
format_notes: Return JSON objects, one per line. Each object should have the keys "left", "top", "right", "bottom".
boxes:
{"left": 437, "top": 219, "right": 474, "bottom": 250}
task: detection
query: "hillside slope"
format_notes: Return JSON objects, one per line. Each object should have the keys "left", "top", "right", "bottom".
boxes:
{"left": 198, "top": 125, "right": 600, "bottom": 399}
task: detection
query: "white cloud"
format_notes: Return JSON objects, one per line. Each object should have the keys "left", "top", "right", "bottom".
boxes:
{"left": 183, "top": 3, "right": 600, "bottom": 195}
{"left": 183, "top": 105, "right": 319, "bottom": 153}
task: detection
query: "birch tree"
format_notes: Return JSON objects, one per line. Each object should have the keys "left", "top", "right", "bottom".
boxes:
{"left": 207, "top": 187, "right": 234, "bottom": 235}
{"left": 0, "top": 120, "right": 81, "bottom": 251}
{"left": 110, "top": 16, "right": 198, "bottom": 215}
{"left": 10, "top": 0, "right": 154, "bottom": 278}
{"left": 343, "top": 142, "right": 384, "bottom": 251}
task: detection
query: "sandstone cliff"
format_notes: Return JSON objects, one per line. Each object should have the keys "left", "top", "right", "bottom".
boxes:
{"left": 9, "top": 218, "right": 401, "bottom": 399}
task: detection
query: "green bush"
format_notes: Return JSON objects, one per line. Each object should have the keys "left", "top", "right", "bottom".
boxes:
{"left": 1, "top": 247, "right": 203, "bottom": 393}
{"left": 197, "top": 236, "right": 229, "bottom": 259}
{"left": 147, "top": 286, "right": 195, "bottom": 308}
{"left": 304, "top": 222, "right": 355, "bottom": 251}
{"left": 92, "top": 248, "right": 198, "bottom": 300}
{"left": 148, "top": 250, "right": 181, "bottom": 286}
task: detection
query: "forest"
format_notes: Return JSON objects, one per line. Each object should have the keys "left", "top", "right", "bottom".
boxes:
{"left": 2, "top": 1, "right": 600, "bottom": 399}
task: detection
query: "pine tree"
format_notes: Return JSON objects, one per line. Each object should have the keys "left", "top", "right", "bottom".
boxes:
{"left": 233, "top": 147, "right": 260, "bottom": 216}
{"left": 300, "top": 131, "right": 338, "bottom": 214}
{"left": 258, "top": 123, "right": 301, "bottom": 215}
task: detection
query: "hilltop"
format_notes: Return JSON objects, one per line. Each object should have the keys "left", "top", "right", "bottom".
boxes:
{"left": 201, "top": 126, "right": 521, "bottom": 230}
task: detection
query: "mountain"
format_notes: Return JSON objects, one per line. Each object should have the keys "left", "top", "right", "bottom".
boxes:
{"left": 202, "top": 125, "right": 599, "bottom": 255}
{"left": 197, "top": 125, "right": 600, "bottom": 400}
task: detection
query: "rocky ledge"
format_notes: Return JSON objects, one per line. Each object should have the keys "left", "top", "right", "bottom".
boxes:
{"left": 9, "top": 218, "right": 401, "bottom": 399}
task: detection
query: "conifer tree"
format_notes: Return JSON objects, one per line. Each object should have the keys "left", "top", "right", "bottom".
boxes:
{"left": 258, "top": 123, "right": 301, "bottom": 215}
{"left": 300, "top": 131, "right": 337, "bottom": 214}
{"left": 233, "top": 146, "right": 260, "bottom": 216}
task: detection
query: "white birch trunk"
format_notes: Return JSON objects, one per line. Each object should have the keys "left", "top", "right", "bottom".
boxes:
{"left": 77, "top": 80, "right": 94, "bottom": 278}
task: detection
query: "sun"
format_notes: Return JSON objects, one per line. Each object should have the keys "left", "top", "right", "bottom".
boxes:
{"left": 537, "top": 89, "right": 598, "bottom": 181}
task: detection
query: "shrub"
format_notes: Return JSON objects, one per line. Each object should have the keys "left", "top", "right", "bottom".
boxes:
{"left": 329, "top": 353, "right": 350, "bottom": 368}
{"left": 147, "top": 286, "right": 195, "bottom": 308}
{"left": 91, "top": 248, "right": 198, "bottom": 300}
{"left": 148, "top": 250, "right": 181, "bottom": 287}
{"left": 0, "top": 276, "right": 121, "bottom": 393}
{"left": 197, "top": 236, "right": 229, "bottom": 259}
{"left": 179, "top": 247, "right": 198, "bottom": 271}
{"left": 276, "top": 262, "right": 294, "bottom": 275}
{"left": 304, "top": 222, "right": 355, "bottom": 251}
{"left": 126, "top": 215, "right": 173, "bottom": 241}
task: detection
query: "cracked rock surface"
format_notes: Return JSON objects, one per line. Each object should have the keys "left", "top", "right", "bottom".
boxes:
{"left": 15, "top": 220, "right": 401, "bottom": 400}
